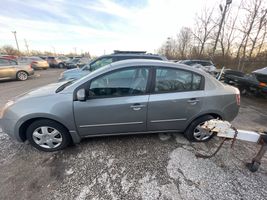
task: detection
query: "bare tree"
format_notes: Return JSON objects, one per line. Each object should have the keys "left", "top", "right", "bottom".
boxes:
{"left": 223, "top": 0, "right": 243, "bottom": 57}
{"left": 177, "top": 27, "right": 192, "bottom": 59}
{"left": 257, "top": 20, "right": 267, "bottom": 55}
{"left": 0, "top": 45, "right": 20, "bottom": 56}
{"left": 192, "top": 7, "right": 216, "bottom": 56}
{"left": 249, "top": 8, "right": 267, "bottom": 58}
{"left": 236, "top": 0, "right": 263, "bottom": 70}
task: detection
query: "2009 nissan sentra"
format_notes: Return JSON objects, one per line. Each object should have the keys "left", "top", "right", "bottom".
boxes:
{"left": 0, "top": 60, "right": 240, "bottom": 152}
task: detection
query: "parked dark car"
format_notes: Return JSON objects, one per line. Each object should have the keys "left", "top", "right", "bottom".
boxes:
{"left": 59, "top": 51, "right": 167, "bottom": 81}
{"left": 46, "top": 57, "right": 66, "bottom": 68}
{"left": 65, "top": 57, "right": 91, "bottom": 69}
{"left": 57, "top": 56, "right": 71, "bottom": 68}
{"left": 224, "top": 68, "right": 267, "bottom": 97}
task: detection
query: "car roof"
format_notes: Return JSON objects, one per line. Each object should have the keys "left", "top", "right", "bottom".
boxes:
{"left": 183, "top": 59, "right": 213, "bottom": 63}
{"left": 109, "top": 59, "right": 205, "bottom": 73}
{"left": 0, "top": 57, "right": 15, "bottom": 61}
{"left": 98, "top": 53, "right": 167, "bottom": 60}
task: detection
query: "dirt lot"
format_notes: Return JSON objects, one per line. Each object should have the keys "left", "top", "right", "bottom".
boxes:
{"left": 0, "top": 69, "right": 266, "bottom": 200}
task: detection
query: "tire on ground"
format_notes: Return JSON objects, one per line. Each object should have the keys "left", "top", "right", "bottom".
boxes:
{"left": 26, "top": 119, "right": 71, "bottom": 152}
{"left": 184, "top": 115, "right": 214, "bottom": 142}
{"left": 16, "top": 71, "right": 28, "bottom": 81}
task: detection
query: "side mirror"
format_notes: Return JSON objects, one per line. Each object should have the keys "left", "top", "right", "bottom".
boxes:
{"left": 77, "top": 89, "right": 86, "bottom": 101}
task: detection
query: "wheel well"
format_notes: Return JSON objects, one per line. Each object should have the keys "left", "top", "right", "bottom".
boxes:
{"left": 185, "top": 113, "right": 222, "bottom": 131}
{"left": 16, "top": 70, "right": 29, "bottom": 76}
{"left": 208, "top": 113, "right": 222, "bottom": 120}
{"left": 19, "top": 117, "right": 71, "bottom": 142}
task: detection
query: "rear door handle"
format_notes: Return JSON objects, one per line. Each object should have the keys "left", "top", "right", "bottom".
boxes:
{"left": 187, "top": 98, "right": 199, "bottom": 104}
{"left": 130, "top": 103, "right": 146, "bottom": 111}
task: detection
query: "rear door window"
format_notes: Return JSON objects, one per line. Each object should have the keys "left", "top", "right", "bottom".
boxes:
{"left": 0, "top": 59, "right": 11, "bottom": 66}
{"left": 154, "top": 68, "right": 203, "bottom": 93}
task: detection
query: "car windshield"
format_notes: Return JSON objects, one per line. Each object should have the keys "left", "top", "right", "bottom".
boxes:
{"left": 31, "top": 57, "right": 43, "bottom": 61}
{"left": 81, "top": 59, "right": 96, "bottom": 71}
{"left": 71, "top": 58, "right": 80, "bottom": 63}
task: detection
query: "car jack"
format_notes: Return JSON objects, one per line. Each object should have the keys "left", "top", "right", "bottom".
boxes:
{"left": 195, "top": 119, "right": 267, "bottom": 172}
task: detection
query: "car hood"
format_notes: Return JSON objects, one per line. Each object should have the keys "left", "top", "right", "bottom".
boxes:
{"left": 13, "top": 81, "right": 69, "bottom": 102}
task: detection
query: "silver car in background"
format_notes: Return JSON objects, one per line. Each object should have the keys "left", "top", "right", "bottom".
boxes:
{"left": 0, "top": 60, "right": 240, "bottom": 151}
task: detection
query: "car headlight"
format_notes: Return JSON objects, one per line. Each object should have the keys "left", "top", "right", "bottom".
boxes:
{"left": 0, "top": 100, "right": 14, "bottom": 118}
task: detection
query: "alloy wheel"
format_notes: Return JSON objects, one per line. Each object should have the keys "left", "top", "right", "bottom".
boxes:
{"left": 17, "top": 71, "right": 28, "bottom": 81}
{"left": 193, "top": 122, "right": 213, "bottom": 141}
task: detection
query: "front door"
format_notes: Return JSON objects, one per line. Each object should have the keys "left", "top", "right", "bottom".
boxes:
{"left": 74, "top": 67, "right": 150, "bottom": 136}
{"left": 147, "top": 67, "right": 205, "bottom": 132}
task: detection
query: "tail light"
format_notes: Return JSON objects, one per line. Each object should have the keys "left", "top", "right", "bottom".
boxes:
{"left": 30, "top": 61, "right": 37, "bottom": 68}
{"left": 236, "top": 93, "right": 240, "bottom": 106}
{"left": 259, "top": 82, "right": 267, "bottom": 87}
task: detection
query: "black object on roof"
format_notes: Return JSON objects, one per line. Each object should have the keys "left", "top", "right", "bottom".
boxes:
{"left": 113, "top": 50, "right": 147, "bottom": 54}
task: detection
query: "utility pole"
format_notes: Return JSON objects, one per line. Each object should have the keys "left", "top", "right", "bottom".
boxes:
{"left": 24, "top": 39, "right": 30, "bottom": 55}
{"left": 11, "top": 31, "right": 20, "bottom": 52}
{"left": 52, "top": 46, "right": 56, "bottom": 55}
{"left": 212, "top": 0, "right": 232, "bottom": 57}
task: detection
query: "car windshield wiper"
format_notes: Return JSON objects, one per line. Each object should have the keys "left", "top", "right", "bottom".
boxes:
{"left": 56, "top": 80, "right": 75, "bottom": 93}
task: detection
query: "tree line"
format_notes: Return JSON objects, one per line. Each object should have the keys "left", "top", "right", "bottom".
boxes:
{"left": 158, "top": 0, "right": 267, "bottom": 72}
{"left": 0, "top": 45, "right": 91, "bottom": 58}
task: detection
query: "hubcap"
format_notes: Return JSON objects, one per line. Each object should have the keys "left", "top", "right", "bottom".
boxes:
{"left": 18, "top": 72, "right": 27, "bottom": 80}
{"left": 32, "top": 126, "right": 62, "bottom": 149}
{"left": 193, "top": 122, "right": 213, "bottom": 141}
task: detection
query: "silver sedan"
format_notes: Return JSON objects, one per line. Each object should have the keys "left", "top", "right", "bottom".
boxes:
{"left": 0, "top": 59, "right": 240, "bottom": 151}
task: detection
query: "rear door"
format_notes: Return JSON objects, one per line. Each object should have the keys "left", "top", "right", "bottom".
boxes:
{"left": 147, "top": 67, "right": 205, "bottom": 132}
{"left": 0, "top": 59, "right": 16, "bottom": 79}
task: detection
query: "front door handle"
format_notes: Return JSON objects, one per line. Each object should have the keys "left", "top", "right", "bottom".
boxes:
{"left": 130, "top": 103, "right": 146, "bottom": 111}
{"left": 187, "top": 98, "right": 199, "bottom": 105}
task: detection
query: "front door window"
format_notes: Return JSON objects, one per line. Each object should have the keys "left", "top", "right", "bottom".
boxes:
{"left": 89, "top": 68, "right": 149, "bottom": 97}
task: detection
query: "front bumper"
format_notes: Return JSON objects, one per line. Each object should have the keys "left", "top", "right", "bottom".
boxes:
{"left": 0, "top": 118, "right": 21, "bottom": 141}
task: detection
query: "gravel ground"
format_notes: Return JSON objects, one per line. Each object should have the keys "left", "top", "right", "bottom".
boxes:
{"left": 0, "top": 69, "right": 266, "bottom": 200}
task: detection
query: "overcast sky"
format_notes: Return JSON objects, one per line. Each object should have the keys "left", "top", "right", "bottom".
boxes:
{"left": 0, "top": 0, "right": 242, "bottom": 56}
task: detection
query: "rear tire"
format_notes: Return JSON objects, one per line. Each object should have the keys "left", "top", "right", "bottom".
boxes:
{"left": 184, "top": 115, "right": 214, "bottom": 142}
{"left": 26, "top": 119, "right": 71, "bottom": 152}
{"left": 16, "top": 71, "right": 28, "bottom": 81}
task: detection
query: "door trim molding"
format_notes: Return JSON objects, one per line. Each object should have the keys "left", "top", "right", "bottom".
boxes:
{"left": 150, "top": 118, "right": 187, "bottom": 123}
{"left": 79, "top": 121, "right": 144, "bottom": 128}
